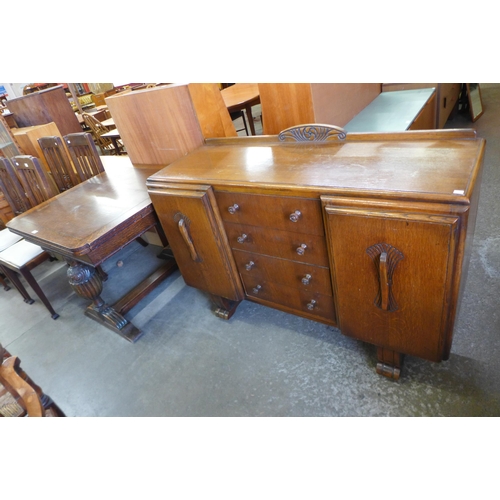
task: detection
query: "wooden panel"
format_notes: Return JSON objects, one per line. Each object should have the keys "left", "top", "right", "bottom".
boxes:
{"left": 147, "top": 184, "right": 244, "bottom": 301}
{"left": 7, "top": 86, "right": 82, "bottom": 136}
{"left": 233, "top": 249, "right": 332, "bottom": 296}
{"left": 242, "top": 273, "right": 336, "bottom": 323}
{"left": 311, "top": 83, "right": 381, "bottom": 127}
{"left": 408, "top": 93, "right": 436, "bottom": 130}
{"left": 224, "top": 221, "right": 329, "bottom": 267}
{"left": 437, "top": 83, "right": 460, "bottom": 128}
{"left": 215, "top": 191, "right": 324, "bottom": 235}
{"left": 323, "top": 203, "right": 460, "bottom": 362}
{"left": 105, "top": 84, "right": 204, "bottom": 168}
{"left": 259, "top": 83, "right": 315, "bottom": 135}
{"left": 188, "top": 84, "right": 237, "bottom": 138}
{"left": 12, "top": 122, "right": 63, "bottom": 174}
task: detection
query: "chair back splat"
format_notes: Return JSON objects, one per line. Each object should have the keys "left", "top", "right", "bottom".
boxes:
{"left": 63, "top": 132, "right": 105, "bottom": 181}
{"left": 11, "top": 155, "right": 59, "bottom": 207}
{"left": 0, "top": 157, "right": 30, "bottom": 215}
{"left": 38, "top": 136, "right": 81, "bottom": 192}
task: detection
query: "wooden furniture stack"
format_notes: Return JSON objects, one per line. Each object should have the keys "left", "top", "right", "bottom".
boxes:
{"left": 147, "top": 126, "right": 485, "bottom": 379}
{"left": 6, "top": 86, "right": 82, "bottom": 137}
{"left": 259, "top": 83, "right": 382, "bottom": 134}
{"left": 382, "top": 83, "right": 461, "bottom": 128}
{"left": 105, "top": 84, "right": 204, "bottom": 168}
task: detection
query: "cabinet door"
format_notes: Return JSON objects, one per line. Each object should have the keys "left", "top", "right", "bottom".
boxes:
{"left": 322, "top": 199, "right": 460, "bottom": 362}
{"left": 148, "top": 184, "right": 244, "bottom": 301}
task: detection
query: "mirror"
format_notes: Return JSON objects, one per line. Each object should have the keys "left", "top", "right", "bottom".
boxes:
{"left": 466, "top": 83, "right": 484, "bottom": 122}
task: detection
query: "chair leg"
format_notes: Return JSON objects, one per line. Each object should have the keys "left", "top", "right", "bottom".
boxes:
{"left": 241, "top": 111, "right": 249, "bottom": 136}
{"left": 0, "top": 267, "right": 34, "bottom": 303}
{"left": 0, "top": 272, "right": 10, "bottom": 291}
{"left": 18, "top": 268, "right": 59, "bottom": 319}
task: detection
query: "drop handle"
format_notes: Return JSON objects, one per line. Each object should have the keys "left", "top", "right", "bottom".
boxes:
{"left": 252, "top": 285, "right": 262, "bottom": 294}
{"left": 296, "top": 243, "right": 307, "bottom": 255}
{"left": 306, "top": 299, "right": 317, "bottom": 310}
{"left": 245, "top": 261, "right": 255, "bottom": 271}
{"left": 237, "top": 233, "right": 248, "bottom": 244}
{"left": 301, "top": 274, "right": 312, "bottom": 285}
{"left": 289, "top": 210, "right": 302, "bottom": 222}
{"left": 228, "top": 204, "right": 239, "bottom": 214}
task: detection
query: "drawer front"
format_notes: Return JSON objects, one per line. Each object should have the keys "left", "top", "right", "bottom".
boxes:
{"left": 233, "top": 249, "right": 332, "bottom": 296}
{"left": 224, "top": 221, "right": 329, "bottom": 267}
{"left": 215, "top": 191, "right": 324, "bottom": 236}
{"left": 242, "top": 274, "right": 336, "bottom": 323}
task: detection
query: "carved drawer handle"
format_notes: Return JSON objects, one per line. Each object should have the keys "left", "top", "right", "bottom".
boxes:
{"left": 178, "top": 218, "right": 200, "bottom": 262}
{"left": 228, "top": 204, "right": 239, "bottom": 214}
{"left": 252, "top": 285, "right": 262, "bottom": 294}
{"left": 237, "top": 233, "right": 248, "bottom": 244}
{"left": 301, "top": 274, "right": 312, "bottom": 285}
{"left": 245, "top": 261, "right": 255, "bottom": 271}
{"left": 289, "top": 210, "right": 302, "bottom": 222}
{"left": 307, "top": 299, "right": 317, "bottom": 310}
{"left": 296, "top": 243, "right": 307, "bottom": 255}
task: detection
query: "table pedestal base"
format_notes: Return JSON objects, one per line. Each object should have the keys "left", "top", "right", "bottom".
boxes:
{"left": 67, "top": 257, "right": 178, "bottom": 342}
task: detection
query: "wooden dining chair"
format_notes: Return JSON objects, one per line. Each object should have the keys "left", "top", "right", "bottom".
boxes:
{"left": 0, "top": 344, "right": 65, "bottom": 417}
{"left": 0, "top": 156, "right": 30, "bottom": 215}
{"left": 0, "top": 156, "right": 60, "bottom": 319}
{"left": 37, "top": 136, "right": 81, "bottom": 192}
{"left": 11, "top": 155, "right": 59, "bottom": 206}
{"left": 63, "top": 132, "right": 105, "bottom": 181}
{"left": 82, "top": 113, "right": 123, "bottom": 155}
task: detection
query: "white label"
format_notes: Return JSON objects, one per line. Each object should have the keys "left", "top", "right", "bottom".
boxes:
{"left": 453, "top": 190, "right": 465, "bottom": 195}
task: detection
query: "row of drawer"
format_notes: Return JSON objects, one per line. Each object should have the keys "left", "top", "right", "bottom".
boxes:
{"left": 215, "top": 191, "right": 335, "bottom": 323}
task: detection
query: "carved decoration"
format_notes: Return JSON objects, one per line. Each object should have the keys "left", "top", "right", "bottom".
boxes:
{"left": 278, "top": 124, "right": 347, "bottom": 142}
{"left": 366, "top": 243, "right": 404, "bottom": 312}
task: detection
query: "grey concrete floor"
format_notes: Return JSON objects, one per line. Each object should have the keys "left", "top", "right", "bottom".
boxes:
{"left": 1, "top": 87, "right": 499, "bottom": 417}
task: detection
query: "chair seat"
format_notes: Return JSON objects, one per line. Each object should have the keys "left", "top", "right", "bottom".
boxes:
{"left": 0, "top": 229, "right": 23, "bottom": 252}
{"left": 0, "top": 239, "right": 45, "bottom": 267}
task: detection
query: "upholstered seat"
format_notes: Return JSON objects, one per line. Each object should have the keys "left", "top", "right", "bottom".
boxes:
{"left": 0, "top": 229, "right": 23, "bottom": 252}
{"left": 0, "top": 239, "right": 45, "bottom": 267}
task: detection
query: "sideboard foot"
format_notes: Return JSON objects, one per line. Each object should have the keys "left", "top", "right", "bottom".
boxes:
{"left": 376, "top": 347, "right": 403, "bottom": 380}
{"left": 210, "top": 295, "right": 241, "bottom": 320}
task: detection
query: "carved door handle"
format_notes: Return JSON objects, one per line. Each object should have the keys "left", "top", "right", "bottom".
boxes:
{"left": 301, "top": 274, "right": 312, "bottom": 285}
{"left": 228, "top": 204, "right": 239, "bottom": 214}
{"left": 253, "top": 285, "right": 262, "bottom": 294}
{"left": 237, "top": 233, "right": 248, "bottom": 244}
{"left": 296, "top": 243, "right": 307, "bottom": 255}
{"left": 289, "top": 210, "right": 302, "bottom": 222}
{"left": 178, "top": 218, "right": 200, "bottom": 262}
{"left": 245, "top": 261, "right": 255, "bottom": 271}
{"left": 379, "top": 252, "right": 390, "bottom": 311}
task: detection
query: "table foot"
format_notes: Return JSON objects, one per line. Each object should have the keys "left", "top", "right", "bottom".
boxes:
{"left": 376, "top": 347, "right": 403, "bottom": 380}
{"left": 210, "top": 294, "right": 241, "bottom": 320}
{"left": 67, "top": 260, "right": 142, "bottom": 342}
{"left": 84, "top": 303, "right": 143, "bottom": 342}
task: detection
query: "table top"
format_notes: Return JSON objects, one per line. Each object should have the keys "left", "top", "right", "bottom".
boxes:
{"left": 102, "top": 128, "right": 120, "bottom": 138}
{"left": 7, "top": 156, "right": 161, "bottom": 257}
{"left": 101, "top": 117, "right": 115, "bottom": 128}
{"left": 221, "top": 83, "right": 260, "bottom": 109}
{"left": 344, "top": 88, "right": 436, "bottom": 133}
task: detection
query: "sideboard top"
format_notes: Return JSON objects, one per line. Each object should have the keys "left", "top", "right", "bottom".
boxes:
{"left": 148, "top": 130, "right": 485, "bottom": 203}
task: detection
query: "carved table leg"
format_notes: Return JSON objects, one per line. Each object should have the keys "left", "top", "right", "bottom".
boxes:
{"left": 210, "top": 294, "right": 241, "bottom": 320}
{"left": 67, "top": 260, "right": 143, "bottom": 343}
{"left": 376, "top": 347, "right": 404, "bottom": 380}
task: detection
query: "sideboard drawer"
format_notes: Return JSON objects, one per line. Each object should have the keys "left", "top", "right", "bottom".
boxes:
{"left": 224, "top": 221, "right": 330, "bottom": 267}
{"left": 242, "top": 274, "right": 336, "bottom": 323}
{"left": 215, "top": 191, "right": 324, "bottom": 235}
{"left": 233, "top": 249, "right": 332, "bottom": 296}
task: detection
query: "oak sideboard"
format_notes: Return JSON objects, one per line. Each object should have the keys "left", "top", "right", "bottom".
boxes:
{"left": 146, "top": 126, "right": 485, "bottom": 379}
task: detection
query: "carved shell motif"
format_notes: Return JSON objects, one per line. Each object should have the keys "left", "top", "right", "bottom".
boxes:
{"left": 278, "top": 124, "right": 347, "bottom": 142}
